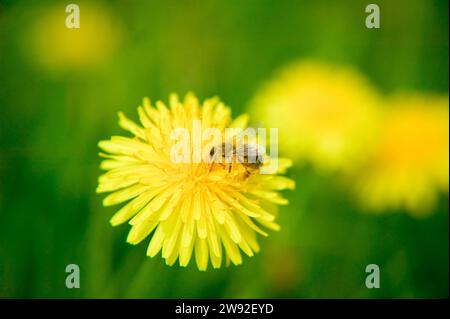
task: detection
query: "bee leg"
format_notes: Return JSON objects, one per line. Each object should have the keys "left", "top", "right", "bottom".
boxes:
{"left": 228, "top": 163, "right": 232, "bottom": 173}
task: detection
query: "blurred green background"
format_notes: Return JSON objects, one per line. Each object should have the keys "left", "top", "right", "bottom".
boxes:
{"left": 0, "top": 0, "right": 448, "bottom": 298}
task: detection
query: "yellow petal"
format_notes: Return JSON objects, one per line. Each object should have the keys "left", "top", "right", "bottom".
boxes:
{"left": 146, "top": 226, "right": 165, "bottom": 257}
{"left": 118, "top": 112, "right": 146, "bottom": 140}
{"left": 110, "top": 190, "right": 154, "bottom": 226}
{"left": 195, "top": 238, "right": 209, "bottom": 271}
{"left": 127, "top": 219, "right": 158, "bottom": 245}
{"left": 219, "top": 226, "right": 242, "bottom": 266}
{"left": 103, "top": 184, "right": 151, "bottom": 207}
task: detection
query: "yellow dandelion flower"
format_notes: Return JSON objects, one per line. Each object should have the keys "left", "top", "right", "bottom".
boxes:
{"left": 353, "top": 94, "right": 449, "bottom": 216}
{"left": 248, "top": 60, "right": 381, "bottom": 171}
{"left": 97, "top": 93, "right": 294, "bottom": 270}
{"left": 27, "top": 3, "right": 120, "bottom": 71}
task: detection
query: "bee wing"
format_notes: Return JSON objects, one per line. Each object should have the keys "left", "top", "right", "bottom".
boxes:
{"left": 234, "top": 143, "right": 259, "bottom": 163}
{"left": 243, "top": 143, "right": 258, "bottom": 154}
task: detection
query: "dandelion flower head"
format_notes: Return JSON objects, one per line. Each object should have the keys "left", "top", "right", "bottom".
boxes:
{"left": 28, "top": 3, "right": 120, "bottom": 71}
{"left": 353, "top": 94, "right": 449, "bottom": 216}
{"left": 97, "top": 93, "right": 294, "bottom": 270}
{"left": 248, "top": 60, "right": 381, "bottom": 171}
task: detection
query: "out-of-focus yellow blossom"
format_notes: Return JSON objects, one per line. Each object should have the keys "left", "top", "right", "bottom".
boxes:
{"left": 27, "top": 3, "right": 120, "bottom": 71}
{"left": 354, "top": 95, "right": 449, "bottom": 216}
{"left": 248, "top": 60, "right": 381, "bottom": 171}
{"left": 97, "top": 93, "right": 294, "bottom": 270}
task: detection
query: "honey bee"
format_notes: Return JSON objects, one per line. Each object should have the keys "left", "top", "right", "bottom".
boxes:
{"left": 209, "top": 141, "right": 266, "bottom": 176}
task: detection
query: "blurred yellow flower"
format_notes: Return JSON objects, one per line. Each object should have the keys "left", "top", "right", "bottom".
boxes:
{"left": 28, "top": 3, "right": 120, "bottom": 71}
{"left": 248, "top": 60, "right": 381, "bottom": 171}
{"left": 97, "top": 93, "right": 294, "bottom": 270}
{"left": 353, "top": 95, "right": 449, "bottom": 216}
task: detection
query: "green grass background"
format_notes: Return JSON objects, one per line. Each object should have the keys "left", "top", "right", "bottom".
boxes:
{"left": 0, "top": 0, "right": 448, "bottom": 298}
